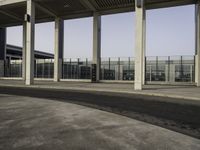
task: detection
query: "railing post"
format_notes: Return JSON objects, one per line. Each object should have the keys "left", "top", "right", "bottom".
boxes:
{"left": 168, "top": 56, "right": 170, "bottom": 82}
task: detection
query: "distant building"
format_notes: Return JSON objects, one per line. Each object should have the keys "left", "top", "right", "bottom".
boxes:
{"left": 6, "top": 44, "right": 54, "bottom": 60}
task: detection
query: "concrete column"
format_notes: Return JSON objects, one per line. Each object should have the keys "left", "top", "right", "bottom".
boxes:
{"left": 195, "top": 2, "right": 200, "bottom": 87}
{"left": 135, "top": 0, "right": 146, "bottom": 90}
{"left": 93, "top": 12, "right": 101, "bottom": 82}
{"left": 143, "top": 14, "right": 146, "bottom": 85}
{"left": 25, "top": 0, "right": 35, "bottom": 85}
{"left": 0, "top": 28, "right": 6, "bottom": 77}
{"left": 54, "top": 18, "right": 64, "bottom": 82}
{"left": 22, "top": 23, "right": 27, "bottom": 80}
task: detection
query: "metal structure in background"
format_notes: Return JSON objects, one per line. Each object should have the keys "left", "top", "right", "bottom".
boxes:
{"left": 34, "top": 59, "right": 54, "bottom": 78}
{"left": 4, "top": 55, "right": 195, "bottom": 83}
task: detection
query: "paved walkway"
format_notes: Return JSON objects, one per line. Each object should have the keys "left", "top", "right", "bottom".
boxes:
{"left": 0, "top": 94, "right": 200, "bottom": 150}
{"left": 0, "top": 79, "right": 199, "bottom": 101}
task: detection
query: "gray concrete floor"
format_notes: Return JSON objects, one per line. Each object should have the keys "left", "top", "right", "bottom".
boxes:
{"left": 0, "top": 94, "right": 200, "bottom": 150}
{"left": 0, "top": 79, "right": 199, "bottom": 100}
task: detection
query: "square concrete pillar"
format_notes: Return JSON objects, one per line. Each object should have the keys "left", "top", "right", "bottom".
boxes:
{"left": 195, "top": 2, "right": 200, "bottom": 87}
{"left": 25, "top": 0, "right": 35, "bottom": 85}
{"left": 0, "top": 28, "right": 6, "bottom": 77}
{"left": 22, "top": 23, "right": 27, "bottom": 80}
{"left": 54, "top": 18, "right": 64, "bottom": 82}
{"left": 93, "top": 12, "right": 101, "bottom": 82}
{"left": 143, "top": 16, "right": 146, "bottom": 85}
{"left": 135, "top": 0, "right": 146, "bottom": 90}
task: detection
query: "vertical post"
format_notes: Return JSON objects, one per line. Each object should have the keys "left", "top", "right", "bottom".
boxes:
{"left": 22, "top": 23, "right": 26, "bottom": 80}
{"left": 180, "top": 56, "right": 183, "bottom": 81}
{"left": 77, "top": 58, "right": 80, "bottom": 79}
{"left": 93, "top": 12, "right": 101, "bottom": 82}
{"left": 143, "top": 12, "right": 146, "bottom": 85}
{"left": 128, "top": 57, "right": 131, "bottom": 80}
{"left": 109, "top": 57, "right": 111, "bottom": 80}
{"left": 54, "top": 18, "right": 64, "bottom": 82}
{"left": 156, "top": 56, "right": 158, "bottom": 81}
{"left": 25, "top": 0, "right": 35, "bottom": 85}
{"left": 70, "top": 58, "right": 72, "bottom": 79}
{"left": 118, "top": 57, "right": 120, "bottom": 80}
{"left": 168, "top": 56, "right": 170, "bottom": 82}
{"left": 135, "top": 0, "right": 146, "bottom": 90}
{"left": 195, "top": 2, "right": 200, "bottom": 86}
{"left": 0, "top": 28, "right": 6, "bottom": 77}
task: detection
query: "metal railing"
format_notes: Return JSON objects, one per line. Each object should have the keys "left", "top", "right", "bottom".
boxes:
{"left": 34, "top": 59, "right": 54, "bottom": 78}
{"left": 3, "top": 55, "right": 195, "bottom": 83}
{"left": 4, "top": 59, "right": 22, "bottom": 77}
{"left": 101, "top": 57, "right": 134, "bottom": 80}
{"left": 146, "top": 56, "right": 195, "bottom": 83}
{"left": 62, "top": 58, "right": 92, "bottom": 79}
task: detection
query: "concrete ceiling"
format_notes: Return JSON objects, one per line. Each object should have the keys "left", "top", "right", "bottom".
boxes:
{"left": 0, "top": 0, "right": 197, "bottom": 27}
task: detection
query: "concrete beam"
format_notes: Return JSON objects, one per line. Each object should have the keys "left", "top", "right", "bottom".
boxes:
{"left": 0, "top": 9, "right": 23, "bottom": 21}
{"left": 35, "top": 3, "right": 58, "bottom": 18}
{"left": 93, "top": 12, "right": 101, "bottom": 82}
{"left": 25, "top": 0, "right": 35, "bottom": 85}
{"left": 54, "top": 18, "right": 64, "bottom": 82}
{"left": 0, "top": 0, "right": 26, "bottom": 6}
{"left": 80, "top": 0, "right": 96, "bottom": 11}
{"left": 195, "top": 2, "right": 200, "bottom": 87}
{"left": 134, "top": 0, "right": 146, "bottom": 90}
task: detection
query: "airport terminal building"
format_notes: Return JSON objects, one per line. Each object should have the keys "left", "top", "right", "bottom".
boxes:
{"left": 0, "top": 0, "right": 199, "bottom": 90}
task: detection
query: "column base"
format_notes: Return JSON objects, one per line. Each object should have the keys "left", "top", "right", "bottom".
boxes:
{"left": 25, "top": 79, "right": 34, "bottom": 85}
{"left": 134, "top": 82, "right": 143, "bottom": 90}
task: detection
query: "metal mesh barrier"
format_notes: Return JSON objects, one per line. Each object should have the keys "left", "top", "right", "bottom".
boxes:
{"left": 4, "top": 59, "right": 22, "bottom": 77}
{"left": 3, "top": 56, "right": 195, "bottom": 83}
{"left": 100, "top": 57, "right": 134, "bottom": 80}
{"left": 35, "top": 59, "right": 54, "bottom": 78}
{"left": 62, "top": 58, "right": 92, "bottom": 79}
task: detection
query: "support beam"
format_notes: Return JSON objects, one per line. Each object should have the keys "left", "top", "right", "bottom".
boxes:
{"left": 134, "top": 0, "right": 146, "bottom": 90}
{"left": 0, "top": 10, "right": 23, "bottom": 21}
{"left": 92, "top": 12, "right": 101, "bottom": 82}
{"left": 22, "top": 23, "right": 26, "bottom": 80}
{"left": 80, "top": 0, "right": 96, "bottom": 11}
{"left": 195, "top": 2, "right": 200, "bottom": 87}
{"left": 143, "top": 12, "right": 146, "bottom": 85}
{"left": 0, "top": 0, "right": 26, "bottom": 6}
{"left": 35, "top": 3, "right": 57, "bottom": 18}
{"left": 25, "top": 0, "right": 35, "bottom": 85}
{"left": 54, "top": 18, "right": 64, "bottom": 82}
{"left": 0, "top": 28, "right": 6, "bottom": 77}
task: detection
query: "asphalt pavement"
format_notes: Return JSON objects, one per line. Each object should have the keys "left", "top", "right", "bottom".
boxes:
{"left": 0, "top": 94, "right": 200, "bottom": 150}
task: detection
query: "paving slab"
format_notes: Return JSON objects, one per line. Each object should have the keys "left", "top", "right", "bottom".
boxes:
{"left": 0, "top": 94, "right": 200, "bottom": 150}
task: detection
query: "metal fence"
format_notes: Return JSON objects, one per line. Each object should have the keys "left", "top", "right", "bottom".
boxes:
{"left": 62, "top": 58, "right": 92, "bottom": 79}
{"left": 101, "top": 57, "right": 134, "bottom": 80}
{"left": 34, "top": 59, "right": 54, "bottom": 78}
{"left": 3, "top": 55, "right": 196, "bottom": 83}
{"left": 4, "top": 59, "right": 22, "bottom": 77}
{"left": 146, "top": 56, "right": 195, "bottom": 83}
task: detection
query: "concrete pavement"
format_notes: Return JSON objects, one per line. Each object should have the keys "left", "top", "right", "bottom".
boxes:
{"left": 0, "top": 79, "right": 199, "bottom": 101}
{"left": 0, "top": 94, "right": 200, "bottom": 150}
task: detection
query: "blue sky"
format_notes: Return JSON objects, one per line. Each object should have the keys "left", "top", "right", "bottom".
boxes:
{"left": 7, "top": 5, "right": 195, "bottom": 58}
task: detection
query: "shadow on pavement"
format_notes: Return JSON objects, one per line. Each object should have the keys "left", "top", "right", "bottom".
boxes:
{"left": 0, "top": 86, "right": 200, "bottom": 139}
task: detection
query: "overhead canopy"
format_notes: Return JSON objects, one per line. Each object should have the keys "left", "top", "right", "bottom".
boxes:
{"left": 0, "top": 0, "right": 196, "bottom": 27}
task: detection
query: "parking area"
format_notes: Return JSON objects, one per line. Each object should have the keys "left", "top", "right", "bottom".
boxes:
{"left": 0, "top": 94, "right": 200, "bottom": 150}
